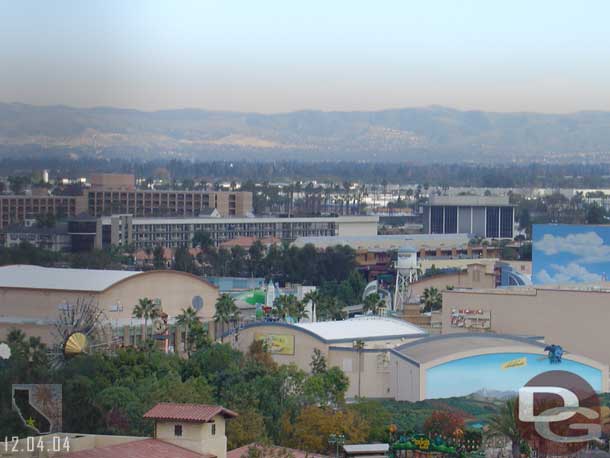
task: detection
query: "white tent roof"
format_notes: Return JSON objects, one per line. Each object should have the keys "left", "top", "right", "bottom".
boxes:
{"left": 0, "top": 265, "right": 139, "bottom": 292}
{"left": 295, "top": 316, "right": 426, "bottom": 341}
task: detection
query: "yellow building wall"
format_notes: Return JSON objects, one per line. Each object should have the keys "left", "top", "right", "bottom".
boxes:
{"left": 155, "top": 415, "right": 227, "bottom": 458}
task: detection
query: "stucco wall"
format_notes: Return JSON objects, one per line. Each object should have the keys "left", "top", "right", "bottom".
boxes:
{"left": 235, "top": 324, "right": 330, "bottom": 371}
{"left": 328, "top": 348, "right": 393, "bottom": 398}
{"left": 0, "top": 270, "right": 219, "bottom": 344}
{"left": 156, "top": 415, "right": 227, "bottom": 458}
{"left": 389, "top": 353, "right": 421, "bottom": 402}
{"left": 235, "top": 324, "right": 411, "bottom": 399}
{"left": 442, "top": 288, "right": 610, "bottom": 370}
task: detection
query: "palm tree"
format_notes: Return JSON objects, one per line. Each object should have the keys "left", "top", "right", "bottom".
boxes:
{"left": 292, "top": 299, "right": 309, "bottom": 323}
{"left": 214, "top": 294, "right": 239, "bottom": 342}
{"left": 317, "top": 296, "right": 346, "bottom": 321}
{"left": 132, "top": 297, "right": 160, "bottom": 342}
{"left": 421, "top": 287, "right": 442, "bottom": 313}
{"left": 353, "top": 339, "right": 365, "bottom": 397}
{"left": 487, "top": 398, "right": 522, "bottom": 458}
{"left": 176, "top": 307, "right": 200, "bottom": 357}
{"left": 273, "top": 295, "right": 308, "bottom": 322}
{"left": 272, "top": 295, "right": 291, "bottom": 321}
{"left": 363, "top": 293, "right": 384, "bottom": 315}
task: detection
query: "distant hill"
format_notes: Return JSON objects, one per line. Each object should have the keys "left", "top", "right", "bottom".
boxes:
{"left": 1, "top": 103, "right": 610, "bottom": 162}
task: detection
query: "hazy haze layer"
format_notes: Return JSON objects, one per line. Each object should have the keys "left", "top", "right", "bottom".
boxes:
{"left": 1, "top": 0, "right": 610, "bottom": 113}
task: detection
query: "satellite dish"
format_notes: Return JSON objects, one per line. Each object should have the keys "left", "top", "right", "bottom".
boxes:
{"left": 63, "top": 332, "right": 88, "bottom": 358}
{"left": 192, "top": 295, "right": 204, "bottom": 312}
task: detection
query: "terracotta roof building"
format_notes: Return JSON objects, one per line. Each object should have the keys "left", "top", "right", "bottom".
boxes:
{"left": 143, "top": 403, "right": 238, "bottom": 423}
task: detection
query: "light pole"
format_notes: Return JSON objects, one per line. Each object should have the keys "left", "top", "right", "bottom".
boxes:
{"left": 352, "top": 339, "right": 365, "bottom": 397}
{"left": 328, "top": 433, "right": 345, "bottom": 458}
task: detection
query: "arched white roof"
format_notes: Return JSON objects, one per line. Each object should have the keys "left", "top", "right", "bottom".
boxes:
{"left": 0, "top": 265, "right": 139, "bottom": 292}
{"left": 295, "top": 316, "right": 426, "bottom": 342}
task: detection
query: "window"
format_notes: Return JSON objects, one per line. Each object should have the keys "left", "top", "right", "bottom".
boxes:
{"left": 486, "top": 207, "right": 500, "bottom": 238}
{"left": 500, "top": 207, "right": 513, "bottom": 238}
{"left": 444, "top": 206, "right": 458, "bottom": 233}
{"left": 211, "top": 423, "right": 216, "bottom": 435}
{"left": 430, "top": 206, "right": 444, "bottom": 233}
{"left": 174, "top": 424, "right": 183, "bottom": 437}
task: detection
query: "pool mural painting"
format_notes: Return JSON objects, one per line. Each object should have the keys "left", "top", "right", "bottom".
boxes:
{"left": 532, "top": 224, "right": 610, "bottom": 285}
{"left": 425, "top": 352, "right": 603, "bottom": 399}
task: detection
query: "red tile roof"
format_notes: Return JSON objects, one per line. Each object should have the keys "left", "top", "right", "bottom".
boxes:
{"left": 219, "top": 236, "right": 281, "bottom": 249}
{"left": 60, "top": 438, "right": 214, "bottom": 458}
{"left": 143, "top": 403, "right": 238, "bottom": 422}
{"left": 227, "top": 444, "right": 325, "bottom": 458}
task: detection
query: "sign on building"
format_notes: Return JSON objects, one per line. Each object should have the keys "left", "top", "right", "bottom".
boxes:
{"left": 450, "top": 308, "right": 491, "bottom": 329}
{"left": 254, "top": 333, "right": 295, "bottom": 355}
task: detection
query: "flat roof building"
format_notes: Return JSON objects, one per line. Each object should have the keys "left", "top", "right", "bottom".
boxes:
{"left": 422, "top": 195, "right": 515, "bottom": 239}
{"left": 94, "top": 215, "right": 379, "bottom": 249}
{"left": 231, "top": 317, "right": 607, "bottom": 401}
{"left": 0, "top": 174, "right": 253, "bottom": 230}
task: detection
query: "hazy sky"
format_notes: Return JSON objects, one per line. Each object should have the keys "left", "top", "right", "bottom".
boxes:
{"left": 2, "top": 0, "right": 610, "bottom": 113}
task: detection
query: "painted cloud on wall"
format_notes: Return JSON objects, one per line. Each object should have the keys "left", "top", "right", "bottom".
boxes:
{"left": 532, "top": 225, "right": 610, "bottom": 285}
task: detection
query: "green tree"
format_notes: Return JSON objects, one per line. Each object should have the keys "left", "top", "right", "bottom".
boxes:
{"left": 421, "top": 287, "right": 442, "bottom": 313}
{"left": 487, "top": 398, "right": 522, "bottom": 458}
{"left": 363, "top": 293, "right": 383, "bottom": 315}
{"left": 192, "top": 230, "right": 214, "bottom": 249}
{"left": 348, "top": 400, "right": 393, "bottom": 443}
{"left": 153, "top": 245, "right": 166, "bottom": 269}
{"left": 272, "top": 295, "right": 308, "bottom": 322}
{"left": 586, "top": 203, "right": 606, "bottom": 224}
{"left": 176, "top": 307, "right": 200, "bottom": 357}
{"left": 283, "top": 406, "right": 370, "bottom": 453}
{"left": 229, "top": 246, "right": 248, "bottom": 277}
{"left": 310, "top": 348, "right": 327, "bottom": 375}
{"left": 214, "top": 294, "right": 240, "bottom": 342}
{"left": 248, "top": 240, "right": 265, "bottom": 277}
{"left": 174, "top": 246, "right": 194, "bottom": 273}
{"left": 317, "top": 296, "right": 345, "bottom": 321}
{"left": 226, "top": 408, "right": 267, "bottom": 450}
{"left": 132, "top": 297, "right": 160, "bottom": 341}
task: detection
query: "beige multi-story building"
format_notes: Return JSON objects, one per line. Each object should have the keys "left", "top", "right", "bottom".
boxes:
{"left": 0, "top": 174, "right": 253, "bottom": 230}
{"left": 0, "top": 194, "right": 86, "bottom": 229}
{"left": 95, "top": 215, "right": 379, "bottom": 249}
{"left": 85, "top": 188, "right": 252, "bottom": 218}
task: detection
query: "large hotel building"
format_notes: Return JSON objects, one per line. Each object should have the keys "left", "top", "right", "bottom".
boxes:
{"left": 93, "top": 214, "right": 379, "bottom": 249}
{"left": 0, "top": 174, "right": 253, "bottom": 229}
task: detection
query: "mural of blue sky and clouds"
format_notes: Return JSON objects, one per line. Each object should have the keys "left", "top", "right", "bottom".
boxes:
{"left": 532, "top": 224, "right": 610, "bottom": 284}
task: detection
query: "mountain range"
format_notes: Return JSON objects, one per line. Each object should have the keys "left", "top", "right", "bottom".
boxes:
{"left": 1, "top": 103, "right": 610, "bottom": 162}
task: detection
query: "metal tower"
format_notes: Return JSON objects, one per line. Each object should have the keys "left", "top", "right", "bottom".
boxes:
{"left": 393, "top": 246, "right": 418, "bottom": 311}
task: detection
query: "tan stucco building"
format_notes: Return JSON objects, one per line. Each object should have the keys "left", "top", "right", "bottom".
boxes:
{"left": 441, "top": 285, "right": 610, "bottom": 370}
{"left": 233, "top": 317, "right": 427, "bottom": 399}
{"left": 0, "top": 265, "right": 219, "bottom": 349}
{"left": 231, "top": 316, "right": 607, "bottom": 401}
{"left": 390, "top": 333, "right": 608, "bottom": 402}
